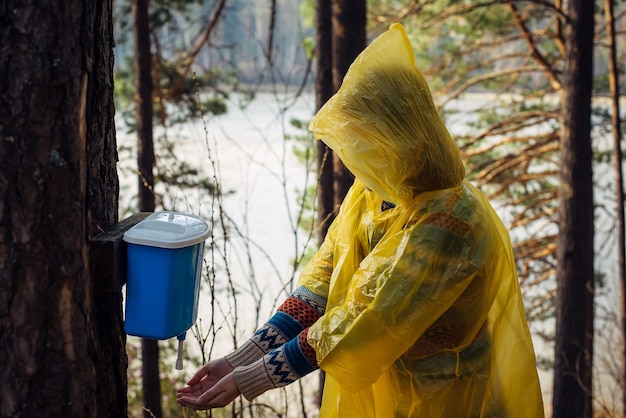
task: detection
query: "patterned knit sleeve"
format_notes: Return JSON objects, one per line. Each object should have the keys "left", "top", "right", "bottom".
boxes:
{"left": 225, "top": 286, "right": 327, "bottom": 369}
{"left": 232, "top": 327, "right": 320, "bottom": 401}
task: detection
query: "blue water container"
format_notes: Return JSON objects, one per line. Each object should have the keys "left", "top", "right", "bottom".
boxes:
{"left": 123, "top": 211, "right": 210, "bottom": 341}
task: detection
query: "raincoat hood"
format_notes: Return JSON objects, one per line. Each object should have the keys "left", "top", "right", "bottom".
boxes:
{"left": 309, "top": 23, "right": 465, "bottom": 205}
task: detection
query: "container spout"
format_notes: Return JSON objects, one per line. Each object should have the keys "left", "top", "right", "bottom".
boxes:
{"left": 175, "top": 332, "right": 186, "bottom": 370}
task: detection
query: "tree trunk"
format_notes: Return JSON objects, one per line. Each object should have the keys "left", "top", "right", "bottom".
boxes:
{"left": 330, "top": 0, "right": 366, "bottom": 208}
{"left": 135, "top": 0, "right": 156, "bottom": 214}
{"left": 552, "top": 0, "right": 595, "bottom": 416}
{"left": 0, "top": 0, "right": 123, "bottom": 416}
{"left": 316, "top": 0, "right": 335, "bottom": 244}
{"left": 313, "top": 0, "right": 367, "bottom": 408}
{"left": 132, "top": 0, "right": 162, "bottom": 416}
{"left": 314, "top": 0, "right": 334, "bottom": 406}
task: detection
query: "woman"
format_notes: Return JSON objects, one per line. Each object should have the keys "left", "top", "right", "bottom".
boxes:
{"left": 177, "top": 23, "right": 544, "bottom": 417}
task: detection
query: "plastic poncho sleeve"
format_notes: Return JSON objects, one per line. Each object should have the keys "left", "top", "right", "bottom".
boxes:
{"left": 296, "top": 180, "right": 371, "bottom": 301}
{"left": 304, "top": 182, "right": 489, "bottom": 393}
{"left": 294, "top": 221, "right": 335, "bottom": 301}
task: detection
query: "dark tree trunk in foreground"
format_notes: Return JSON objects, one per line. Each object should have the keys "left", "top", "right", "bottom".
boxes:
{"left": 0, "top": 0, "right": 123, "bottom": 416}
{"left": 552, "top": 0, "right": 595, "bottom": 417}
{"left": 132, "top": 0, "right": 162, "bottom": 416}
{"left": 330, "top": 0, "right": 366, "bottom": 208}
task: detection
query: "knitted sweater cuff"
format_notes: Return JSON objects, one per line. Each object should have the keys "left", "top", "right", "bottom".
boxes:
{"left": 233, "top": 358, "right": 275, "bottom": 401}
{"left": 224, "top": 340, "right": 266, "bottom": 369}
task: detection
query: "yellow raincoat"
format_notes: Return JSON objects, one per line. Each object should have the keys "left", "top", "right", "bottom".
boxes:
{"left": 301, "top": 23, "right": 544, "bottom": 417}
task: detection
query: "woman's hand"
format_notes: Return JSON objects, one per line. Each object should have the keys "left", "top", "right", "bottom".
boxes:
{"left": 176, "top": 358, "right": 239, "bottom": 410}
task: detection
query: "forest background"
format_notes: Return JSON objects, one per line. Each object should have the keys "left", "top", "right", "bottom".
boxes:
{"left": 0, "top": 0, "right": 615, "bottom": 417}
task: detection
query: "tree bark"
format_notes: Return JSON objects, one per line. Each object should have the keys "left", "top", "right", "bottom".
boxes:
{"left": 313, "top": 0, "right": 366, "bottom": 408}
{"left": 132, "top": 0, "right": 162, "bottom": 416}
{"left": 314, "top": 0, "right": 334, "bottom": 406}
{"left": 552, "top": 0, "right": 595, "bottom": 416}
{"left": 330, "top": 0, "right": 366, "bottom": 208}
{"left": 316, "top": 0, "right": 335, "bottom": 244}
{"left": 134, "top": 0, "right": 155, "bottom": 214}
{"left": 0, "top": 0, "right": 123, "bottom": 416}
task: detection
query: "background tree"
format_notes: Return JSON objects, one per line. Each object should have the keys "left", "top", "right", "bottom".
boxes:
{"left": 0, "top": 0, "right": 124, "bottom": 416}
{"left": 553, "top": 0, "right": 595, "bottom": 416}
{"left": 312, "top": 0, "right": 366, "bottom": 404}
{"left": 313, "top": 5, "right": 334, "bottom": 404}
{"left": 330, "top": 0, "right": 366, "bottom": 208}
{"left": 315, "top": 0, "right": 334, "bottom": 244}
{"left": 132, "top": 0, "right": 162, "bottom": 416}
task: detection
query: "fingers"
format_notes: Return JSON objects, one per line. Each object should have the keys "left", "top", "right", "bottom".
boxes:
{"left": 176, "top": 384, "right": 202, "bottom": 397}
{"left": 177, "top": 388, "right": 228, "bottom": 410}
{"left": 177, "top": 381, "right": 201, "bottom": 394}
{"left": 186, "top": 364, "right": 210, "bottom": 385}
{"left": 177, "top": 373, "right": 240, "bottom": 410}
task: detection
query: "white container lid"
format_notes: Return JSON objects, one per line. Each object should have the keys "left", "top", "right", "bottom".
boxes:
{"left": 123, "top": 211, "right": 210, "bottom": 249}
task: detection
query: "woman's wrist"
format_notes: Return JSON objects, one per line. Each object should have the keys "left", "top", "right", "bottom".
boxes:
{"left": 224, "top": 339, "right": 266, "bottom": 368}
{"left": 232, "top": 358, "right": 276, "bottom": 401}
